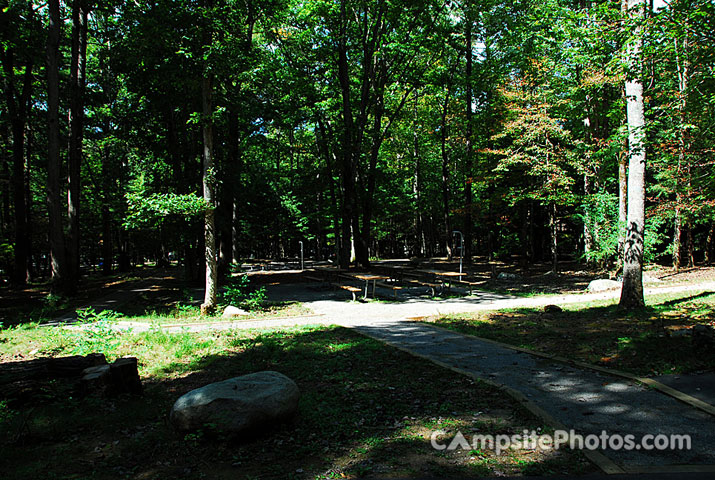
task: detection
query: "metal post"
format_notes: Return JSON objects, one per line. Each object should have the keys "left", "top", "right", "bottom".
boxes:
{"left": 299, "top": 241, "right": 304, "bottom": 271}
{"left": 453, "top": 231, "right": 463, "bottom": 280}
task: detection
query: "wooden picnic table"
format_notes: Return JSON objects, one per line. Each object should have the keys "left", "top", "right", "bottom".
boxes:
{"left": 347, "top": 273, "right": 389, "bottom": 299}
{"left": 416, "top": 269, "right": 464, "bottom": 294}
{"left": 372, "top": 264, "right": 411, "bottom": 282}
{"left": 312, "top": 266, "right": 348, "bottom": 283}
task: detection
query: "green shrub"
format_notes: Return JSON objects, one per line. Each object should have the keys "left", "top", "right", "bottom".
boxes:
{"left": 220, "top": 273, "right": 266, "bottom": 311}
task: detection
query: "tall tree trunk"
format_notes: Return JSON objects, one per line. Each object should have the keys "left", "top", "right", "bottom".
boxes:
{"left": 1, "top": 132, "right": 9, "bottom": 235}
{"left": 67, "top": 0, "right": 90, "bottom": 290}
{"left": 441, "top": 81, "right": 452, "bottom": 260}
{"left": 336, "top": 0, "right": 360, "bottom": 268}
{"left": 46, "top": 0, "right": 68, "bottom": 292}
{"left": 218, "top": 188, "right": 232, "bottom": 274}
{"left": 619, "top": 0, "right": 647, "bottom": 309}
{"left": 99, "top": 99, "right": 113, "bottom": 275}
{"left": 672, "top": 33, "right": 690, "bottom": 271}
{"left": 101, "top": 204, "right": 112, "bottom": 275}
{"left": 24, "top": 121, "right": 34, "bottom": 280}
{"left": 617, "top": 147, "right": 627, "bottom": 270}
{"left": 673, "top": 205, "right": 682, "bottom": 271}
{"left": 583, "top": 173, "right": 594, "bottom": 262}
{"left": 201, "top": 74, "right": 217, "bottom": 315}
{"left": 231, "top": 200, "right": 240, "bottom": 264}
{"left": 463, "top": 7, "right": 473, "bottom": 264}
{"left": 686, "top": 221, "right": 694, "bottom": 268}
{"left": 412, "top": 94, "right": 424, "bottom": 257}
{"left": 550, "top": 203, "right": 558, "bottom": 272}
{"left": 2, "top": 48, "right": 33, "bottom": 283}
{"left": 317, "top": 119, "right": 343, "bottom": 265}
{"left": 228, "top": 111, "right": 240, "bottom": 265}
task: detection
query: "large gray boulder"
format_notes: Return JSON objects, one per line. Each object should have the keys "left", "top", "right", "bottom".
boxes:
{"left": 586, "top": 279, "right": 621, "bottom": 292}
{"left": 170, "top": 371, "right": 300, "bottom": 434}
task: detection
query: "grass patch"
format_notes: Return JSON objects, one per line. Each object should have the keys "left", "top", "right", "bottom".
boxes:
{"left": 122, "top": 301, "right": 314, "bottom": 325}
{"left": 431, "top": 291, "right": 715, "bottom": 376}
{"left": 0, "top": 325, "right": 592, "bottom": 479}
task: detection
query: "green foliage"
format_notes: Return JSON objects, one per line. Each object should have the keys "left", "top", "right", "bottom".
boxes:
{"left": 0, "top": 400, "right": 17, "bottom": 425}
{"left": 124, "top": 193, "right": 211, "bottom": 229}
{"left": 643, "top": 215, "right": 669, "bottom": 264}
{"left": 44, "top": 293, "right": 68, "bottom": 309}
{"left": 220, "top": 273, "right": 266, "bottom": 311}
{"left": 0, "top": 243, "right": 13, "bottom": 274}
{"left": 581, "top": 191, "right": 620, "bottom": 267}
{"left": 76, "top": 308, "right": 120, "bottom": 323}
{"left": 70, "top": 309, "right": 123, "bottom": 358}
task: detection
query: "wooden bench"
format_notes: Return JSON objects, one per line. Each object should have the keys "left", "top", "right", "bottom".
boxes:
{"left": 337, "top": 284, "right": 362, "bottom": 301}
{"left": 452, "top": 279, "right": 485, "bottom": 295}
{"left": 402, "top": 271, "right": 424, "bottom": 280}
{"left": 403, "top": 279, "right": 441, "bottom": 296}
{"left": 375, "top": 282, "right": 403, "bottom": 299}
{"left": 303, "top": 275, "right": 323, "bottom": 283}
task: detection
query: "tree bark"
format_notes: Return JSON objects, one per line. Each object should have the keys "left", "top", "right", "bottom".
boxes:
{"left": 617, "top": 148, "right": 627, "bottom": 267}
{"left": 463, "top": 7, "right": 473, "bottom": 264}
{"left": 619, "top": 0, "right": 647, "bottom": 309}
{"left": 228, "top": 111, "right": 240, "bottom": 265}
{"left": 672, "top": 33, "right": 690, "bottom": 271}
{"left": 2, "top": 47, "right": 33, "bottom": 284}
{"left": 201, "top": 74, "right": 217, "bottom": 315}
{"left": 673, "top": 205, "right": 682, "bottom": 271}
{"left": 316, "top": 119, "right": 343, "bottom": 265}
{"left": 67, "top": 0, "right": 90, "bottom": 290}
{"left": 441, "top": 81, "right": 452, "bottom": 260}
{"left": 46, "top": 0, "right": 68, "bottom": 292}
{"left": 583, "top": 173, "right": 594, "bottom": 261}
{"left": 24, "top": 121, "right": 34, "bottom": 280}
{"left": 686, "top": 221, "right": 694, "bottom": 268}
{"left": 336, "top": 0, "right": 361, "bottom": 268}
{"left": 101, "top": 203, "right": 112, "bottom": 275}
{"left": 412, "top": 94, "right": 424, "bottom": 256}
{"left": 549, "top": 203, "right": 558, "bottom": 272}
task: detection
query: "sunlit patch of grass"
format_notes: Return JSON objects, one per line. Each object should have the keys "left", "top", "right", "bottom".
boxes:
{"left": 121, "top": 301, "right": 314, "bottom": 325}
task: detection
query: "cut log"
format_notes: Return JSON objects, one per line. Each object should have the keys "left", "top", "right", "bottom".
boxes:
{"left": 109, "top": 357, "right": 143, "bottom": 395}
{"left": 0, "top": 353, "right": 107, "bottom": 386}
{"left": 79, "top": 357, "right": 143, "bottom": 396}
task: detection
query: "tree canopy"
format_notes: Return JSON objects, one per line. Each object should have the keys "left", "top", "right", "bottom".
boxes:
{"left": 1, "top": 0, "right": 714, "bottom": 304}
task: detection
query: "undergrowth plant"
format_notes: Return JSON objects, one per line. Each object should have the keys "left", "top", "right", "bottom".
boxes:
{"left": 70, "top": 308, "right": 123, "bottom": 358}
{"left": 220, "top": 270, "right": 266, "bottom": 311}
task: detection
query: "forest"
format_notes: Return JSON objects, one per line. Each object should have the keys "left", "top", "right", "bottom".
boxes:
{"left": 1, "top": 0, "right": 714, "bottom": 308}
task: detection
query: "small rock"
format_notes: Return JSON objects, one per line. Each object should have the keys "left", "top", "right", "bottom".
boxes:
{"left": 170, "top": 371, "right": 300, "bottom": 435}
{"left": 544, "top": 304, "right": 563, "bottom": 313}
{"left": 222, "top": 305, "right": 249, "bottom": 318}
{"left": 586, "top": 279, "right": 621, "bottom": 292}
